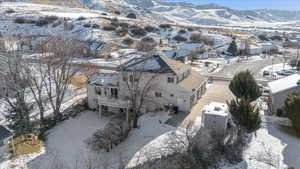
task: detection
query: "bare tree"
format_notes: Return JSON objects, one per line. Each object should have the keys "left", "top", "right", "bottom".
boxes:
{"left": 36, "top": 36, "right": 82, "bottom": 120}
{"left": 120, "top": 58, "right": 161, "bottom": 128}
{"left": 0, "top": 37, "right": 33, "bottom": 134}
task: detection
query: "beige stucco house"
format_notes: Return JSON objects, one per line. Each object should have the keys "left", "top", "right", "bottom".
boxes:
{"left": 87, "top": 53, "right": 207, "bottom": 117}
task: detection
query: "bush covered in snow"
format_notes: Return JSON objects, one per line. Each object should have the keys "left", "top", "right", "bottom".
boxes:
{"left": 14, "top": 17, "right": 35, "bottom": 24}
{"left": 103, "top": 25, "right": 117, "bottom": 31}
{"left": 145, "top": 25, "right": 158, "bottom": 33}
{"left": 178, "top": 29, "right": 187, "bottom": 34}
{"left": 86, "top": 115, "right": 130, "bottom": 152}
{"left": 129, "top": 26, "right": 147, "bottom": 38}
{"left": 136, "top": 36, "right": 157, "bottom": 52}
{"left": 159, "top": 24, "right": 172, "bottom": 29}
{"left": 127, "top": 13, "right": 137, "bottom": 19}
{"left": 173, "top": 35, "right": 187, "bottom": 42}
{"left": 122, "top": 37, "right": 134, "bottom": 46}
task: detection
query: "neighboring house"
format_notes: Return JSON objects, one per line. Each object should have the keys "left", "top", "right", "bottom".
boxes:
{"left": 268, "top": 74, "right": 300, "bottom": 114}
{"left": 87, "top": 53, "right": 208, "bottom": 117}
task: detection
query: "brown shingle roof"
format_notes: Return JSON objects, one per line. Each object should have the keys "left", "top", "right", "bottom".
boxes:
{"left": 158, "top": 54, "right": 190, "bottom": 75}
{"left": 179, "top": 71, "right": 207, "bottom": 93}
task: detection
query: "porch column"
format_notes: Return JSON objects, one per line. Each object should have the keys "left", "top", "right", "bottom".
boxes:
{"left": 126, "top": 108, "right": 129, "bottom": 124}
{"left": 98, "top": 105, "right": 102, "bottom": 119}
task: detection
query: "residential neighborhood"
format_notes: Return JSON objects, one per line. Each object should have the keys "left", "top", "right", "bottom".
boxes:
{"left": 0, "top": 0, "right": 300, "bottom": 169}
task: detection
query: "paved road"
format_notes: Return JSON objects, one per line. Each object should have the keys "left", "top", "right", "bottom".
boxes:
{"left": 211, "top": 58, "right": 282, "bottom": 79}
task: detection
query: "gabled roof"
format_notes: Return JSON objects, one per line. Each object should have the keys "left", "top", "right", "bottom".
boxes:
{"left": 268, "top": 74, "right": 300, "bottom": 94}
{"left": 0, "top": 125, "right": 12, "bottom": 141}
{"left": 120, "top": 53, "right": 190, "bottom": 75}
{"left": 179, "top": 70, "right": 207, "bottom": 92}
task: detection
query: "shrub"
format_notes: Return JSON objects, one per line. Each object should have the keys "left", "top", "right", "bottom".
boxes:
{"left": 102, "top": 25, "right": 117, "bottom": 31}
{"left": 178, "top": 29, "right": 187, "bottom": 34}
{"left": 119, "top": 22, "right": 129, "bottom": 28}
{"left": 114, "top": 11, "right": 121, "bottom": 15}
{"left": 270, "top": 35, "right": 283, "bottom": 41}
{"left": 122, "top": 37, "right": 134, "bottom": 46}
{"left": 115, "top": 27, "right": 128, "bottom": 37}
{"left": 187, "top": 27, "right": 195, "bottom": 32}
{"left": 14, "top": 17, "right": 26, "bottom": 24}
{"left": 159, "top": 24, "right": 171, "bottom": 29}
{"left": 173, "top": 35, "right": 187, "bottom": 42}
{"left": 127, "top": 13, "right": 137, "bottom": 19}
{"left": 284, "top": 93, "right": 300, "bottom": 134}
{"left": 258, "top": 34, "right": 269, "bottom": 41}
{"left": 227, "top": 98, "right": 261, "bottom": 132}
{"left": 136, "top": 36, "right": 157, "bottom": 52}
{"left": 129, "top": 26, "right": 147, "bottom": 38}
{"left": 52, "top": 20, "right": 62, "bottom": 28}
{"left": 110, "top": 17, "right": 119, "bottom": 27}
{"left": 189, "top": 33, "right": 202, "bottom": 43}
{"left": 92, "top": 24, "right": 100, "bottom": 29}
{"left": 145, "top": 25, "right": 158, "bottom": 33}
{"left": 77, "top": 16, "right": 86, "bottom": 21}
{"left": 6, "top": 9, "right": 15, "bottom": 14}
{"left": 44, "top": 15, "right": 58, "bottom": 22}
{"left": 83, "top": 23, "right": 91, "bottom": 28}
{"left": 35, "top": 18, "right": 49, "bottom": 26}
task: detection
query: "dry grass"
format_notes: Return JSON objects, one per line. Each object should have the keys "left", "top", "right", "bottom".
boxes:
{"left": 9, "top": 134, "right": 44, "bottom": 159}
{"left": 70, "top": 75, "right": 88, "bottom": 88}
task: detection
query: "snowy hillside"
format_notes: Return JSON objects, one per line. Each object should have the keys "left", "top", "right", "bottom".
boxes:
{"left": 76, "top": 0, "right": 300, "bottom": 25}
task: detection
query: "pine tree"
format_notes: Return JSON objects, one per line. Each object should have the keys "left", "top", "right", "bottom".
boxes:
{"left": 227, "top": 38, "right": 238, "bottom": 56}
{"left": 229, "top": 70, "right": 261, "bottom": 102}
{"left": 284, "top": 93, "right": 300, "bottom": 134}
{"left": 227, "top": 98, "right": 261, "bottom": 132}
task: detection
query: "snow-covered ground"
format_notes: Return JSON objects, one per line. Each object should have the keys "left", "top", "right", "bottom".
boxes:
{"left": 1, "top": 111, "right": 175, "bottom": 169}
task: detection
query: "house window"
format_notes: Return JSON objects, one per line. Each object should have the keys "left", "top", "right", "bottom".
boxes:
{"left": 167, "top": 77, "right": 174, "bottom": 83}
{"left": 111, "top": 88, "right": 118, "bottom": 99}
{"left": 95, "top": 87, "right": 101, "bottom": 95}
{"left": 155, "top": 92, "right": 162, "bottom": 97}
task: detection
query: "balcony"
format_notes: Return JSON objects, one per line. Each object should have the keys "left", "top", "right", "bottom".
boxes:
{"left": 97, "top": 95, "right": 130, "bottom": 108}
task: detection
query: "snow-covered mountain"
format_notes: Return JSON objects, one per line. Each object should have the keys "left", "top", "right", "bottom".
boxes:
{"left": 77, "top": 0, "right": 300, "bottom": 25}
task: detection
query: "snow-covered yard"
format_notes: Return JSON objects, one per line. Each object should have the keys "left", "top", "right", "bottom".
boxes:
{"left": 18, "top": 111, "right": 175, "bottom": 169}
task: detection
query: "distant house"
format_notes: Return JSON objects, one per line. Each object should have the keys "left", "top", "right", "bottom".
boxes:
{"left": 87, "top": 53, "right": 208, "bottom": 117}
{"left": 268, "top": 74, "right": 300, "bottom": 114}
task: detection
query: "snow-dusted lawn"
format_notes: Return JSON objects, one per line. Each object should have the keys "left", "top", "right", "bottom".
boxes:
{"left": 24, "top": 111, "right": 175, "bottom": 169}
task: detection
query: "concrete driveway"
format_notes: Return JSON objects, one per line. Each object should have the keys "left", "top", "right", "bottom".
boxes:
{"left": 181, "top": 81, "right": 234, "bottom": 127}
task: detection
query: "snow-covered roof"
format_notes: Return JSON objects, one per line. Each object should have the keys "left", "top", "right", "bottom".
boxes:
{"left": 202, "top": 102, "right": 228, "bottom": 117}
{"left": 121, "top": 54, "right": 190, "bottom": 75}
{"left": 88, "top": 73, "right": 119, "bottom": 86}
{"left": 268, "top": 74, "right": 300, "bottom": 94}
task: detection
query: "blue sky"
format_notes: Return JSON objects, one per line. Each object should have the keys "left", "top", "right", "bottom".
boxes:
{"left": 164, "top": 0, "right": 300, "bottom": 10}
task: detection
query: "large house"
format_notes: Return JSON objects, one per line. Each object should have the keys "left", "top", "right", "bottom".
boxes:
{"left": 268, "top": 74, "right": 300, "bottom": 114}
{"left": 87, "top": 53, "right": 207, "bottom": 117}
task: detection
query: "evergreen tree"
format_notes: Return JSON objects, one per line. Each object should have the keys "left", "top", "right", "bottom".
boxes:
{"left": 227, "top": 38, "right": 238, "bottom": 56}
{"left": 284, "top": 93, "right": 300, "bottom": 134}
{"left": 229, "top": 70, "right": 261, "bottom": 102}
{"left": 227, "top": 98, "right": 261, "bottom": 132}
